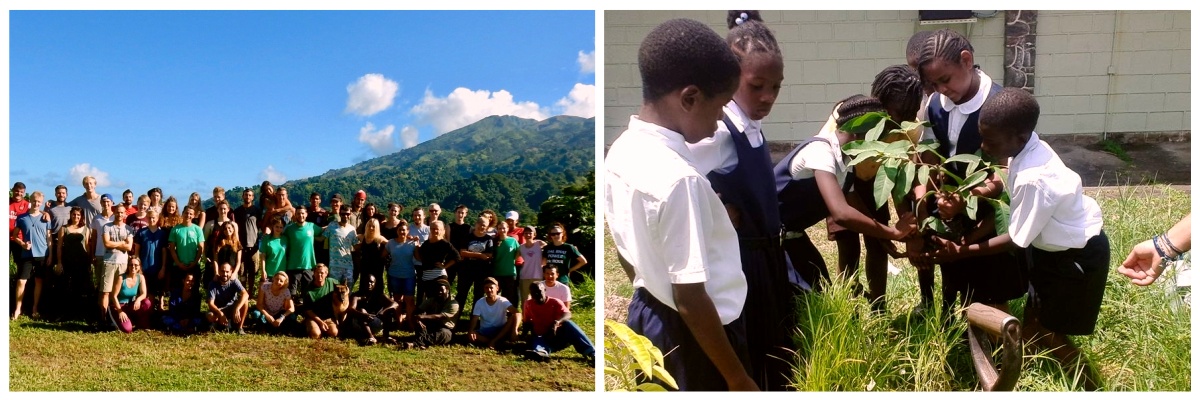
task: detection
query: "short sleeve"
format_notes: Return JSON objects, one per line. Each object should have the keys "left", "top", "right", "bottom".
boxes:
{"left": 686, "top": 127, "right": 737, "bottom": 175}
{"left": 790, "top": 140, "right": 838, "bottom": 179}
{"left": 1007, "top": 177, "right": 1059, "bottom": 249}
{"left": 657, "top": 177, "right": 717, "bottom": 285}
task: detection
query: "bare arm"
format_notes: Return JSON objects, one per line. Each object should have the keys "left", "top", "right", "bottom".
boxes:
{"left": 672, "top": 283, "right": 759, "bottom": 391}
{"left": 814, "top": 170, "right": 911, "bottom": 241}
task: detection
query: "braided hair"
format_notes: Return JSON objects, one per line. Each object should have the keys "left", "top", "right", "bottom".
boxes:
{"left": 726, "top": 11, "right": 782, "bottom": 61}
{"left": 914, "top": 28, "right": 975, "bottom": 81}
{"left": 834, "top": 94, "right": 886, "bottom": 127}
{"left": 638, "top": 18, "right": 741, "bottom": 101}
{"left": 905, "top": 30, "right": 935, "bottom": 67}
{"left": 870, "top": 65, "right": 923, "bottom": 122}
{"left": 979, "top": 87, "right": 1039, "bottom": 137}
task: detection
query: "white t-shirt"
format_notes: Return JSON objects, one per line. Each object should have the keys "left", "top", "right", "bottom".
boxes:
{"left": 90, "top": 214, "right": 115, "bottom": 256}
{"left": 686, "top": 101, "right": 766, "bottom": 175}
{"left": 324, "top": 224, "right": 359, "bottom": 270}
{"left": 1006, "top": 132, "right": 1104, "bottom": 252}
{"left": 605, "top": 115, "right": 747, "bottom": 324}
{"left": 102, "top": 222, "right": 131, "bottom": 264}
{"left": 789, "top": 113, "right": 848, "bottom": 185}
{"left": 921, "top": 69, "right": 994, "bottom": 156}
{"left": 472, "top": 296, "right": 513, "bottom": 331}
{"left": 543, "top": 281, "right": 571, "bottom": 306}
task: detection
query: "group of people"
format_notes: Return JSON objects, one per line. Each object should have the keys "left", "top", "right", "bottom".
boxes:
{"left": 9, "top": 181, "right": 594, "bottom": 362}
{"left": 606, "top": 12, "right": 1126, "bottom": 391}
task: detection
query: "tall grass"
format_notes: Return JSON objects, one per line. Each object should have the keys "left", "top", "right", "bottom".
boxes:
{"left": 606, "top": 185, "right": 1190, "bottom": 391}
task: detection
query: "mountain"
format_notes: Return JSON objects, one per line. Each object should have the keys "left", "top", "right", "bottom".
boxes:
{"left": 276, "top": 115, "right": 595, "bottom": 223}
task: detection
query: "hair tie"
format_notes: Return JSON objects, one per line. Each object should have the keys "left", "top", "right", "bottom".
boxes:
{"left": 735, "top": 12, "right": 748, "bottom": 25}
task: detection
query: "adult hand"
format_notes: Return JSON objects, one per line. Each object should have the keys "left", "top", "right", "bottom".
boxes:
{"left": 118, "top": 311, "right": 130, "bottom": 325}
{"left": 1117, "top": 239, "right": 1164, "bottom": 286}
{"left": 54, "top": 263, "right": 64, "bottom": 276}
{"left": 133, "top": 301, "right": 142, "bottom": 311}
{"left": 468, "top": 331, "right": 478, "bottom": 343}
{"left": 272, "top": 318, "right": 283, "bottom": 328}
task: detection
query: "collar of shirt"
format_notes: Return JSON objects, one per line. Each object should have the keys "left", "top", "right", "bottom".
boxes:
{"left": 938, "top": 69, "right": 993, "bottom": 114}
{"left": 724, "top": 101, "right": 765, "bottom": 147}
{"left": 627, "top": 115, "right": 701, "bottom": 170}
{"left": 1006, "top": 131, "right": 1044, "bottom": 187}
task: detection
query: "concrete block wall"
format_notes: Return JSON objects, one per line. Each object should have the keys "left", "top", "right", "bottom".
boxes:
{"left": 604, "top": 10, "right": 1190, "bottom": 145}
{"left": 1035, "top": 10, "right": 1190, "bottom": 137}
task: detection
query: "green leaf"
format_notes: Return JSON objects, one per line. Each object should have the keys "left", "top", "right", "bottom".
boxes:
{"left": 604, "top": 366, "right": 622, "bottom": 376}
{"left": 965, "top": 194, "right": 979, "bottom": 220}
{"left": 882, "top": 139, "right": 911, "bottom": 155}
{"left": 922, "top": 216, "right": 948, "bottom": 235}
{"left": 636, "top": 383, "right": 669, "bottom": 392}
{"left": 837, "top": 111, "right": 888, "bottom": 134}
{"left": 915, "top": 140, "right": 941, "bottom": 155}
{"left": 917, "top": 165, "right": 931, "bottom": 187}
{"left": 865, "top": 118, "right": 887, "bottom": 142}
{"left": 986, "top": 198, "right": 1011, "bottom": 235}
{"left": 892, "top": 161, "right": 916, "bottom": 204}
{"left": 874, "top": 163, "right": 898, "bottom": 209}
{"left": 943, "top": 153, "right": 982, "bottom": 166}
{"left": 604, "top": 320, "right": 655, "bottom": 377}
{"left": 959, "top": 169, "right": 989, "bottom": 192}
{"left": 900, "top": 119, "right": 930, "bottom": 130}
{"left": 847, "top": 154, "right": 878, "bottom": 167}
{"left": 651, "top": 364, "right": 679, "bottom": 390}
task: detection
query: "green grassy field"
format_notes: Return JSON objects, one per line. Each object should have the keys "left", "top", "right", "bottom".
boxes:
{"left": 604, "top": 185, "right": 1191, "bottom": 391}
{"left": 10, "top": 281, "right": 597, "bottom": 391}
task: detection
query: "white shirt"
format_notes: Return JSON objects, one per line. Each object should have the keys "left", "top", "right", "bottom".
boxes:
{"left": 921, "top": 69, "right": 993, "bottom": 156}
{"left": 789, "top": 113, "right": 847, "bottom": 184}
{"left": 543, "top": 280, "right": 572, "bottom": 306}
{"left": 605, "top": 115, "right": 747, "bottom": 324}
{"left": 91, "top": 214, "right": 115, "bottom": 256}
{"left": 1006, "top": 132, "right": 1104, "bottom": 251}
{"left": 686, "top": 101, "right": 766, "bottom": 175}
{"left": 471, "top": 296, "right": 513, "bottom": 331}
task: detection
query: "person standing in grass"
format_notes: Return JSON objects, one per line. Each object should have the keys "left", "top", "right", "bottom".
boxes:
{"left": 168, "top": 205, "right": 205, "bottom": 295}
{"left": 681, "top": 11, "right": 794, "bottom": 389}
{"left": 381, "top": 202, "right": 404, "bottom": 241}
{"left": 415, "top": 221, "right": 459, "bottom": 303}
{"left": 186, "top": 192, "right": 206, "bottom": 228}
{"left": 386, "top": 220, "right": 419, "bottom": 330}
{"left": 447, "top": 205, "right": 471, "bottom": 293}
{"left": 324, "top": 207, "right": 359, "bottom": 287}
{"left": 517, "top": 226, "right": 546, "bottom": 307}
{"left": 492, "top": 221, "right": 521, "bottom": 302}
{"left": 358, "top": 219, "right": 389, "bottom": 295}
{"left": 125, "top": 195, "right": 151, "bottom": 232}
{"left": 929, "top": 88, "right": 1109, "bottom": 390}
{"left": 233, "top": 189, "right": 261, "bottom": 297}
{"left": 57, "top": 207, "right": 93, "bottom": 321}
{"left": 99, "top": 203, "right": 134, "bottom": 329}
{"left": 132, "top": 210, "right": 169, "bottom": 310}
{"left": 283, "top": 206, "right": 319, "bottom": 296}
{"left": 110, "top": 257, "right": 151, "bottom": 333}
{"left": 542, "top": 222, "right": 586, "bottom": 284}
{"left": 457, "top": 215, "right": 495, "bottom": 316}
{"left": 605, "top": 18, "right": 756, "bottom": 390}
{"left": 68, "top": 176, "right": 102, "bottom": 227}
{"left": 12, "top": 190, "right": 50, "bottom": 321}
{"left": 204, "top": 186, "right": 233, "bottom": 227}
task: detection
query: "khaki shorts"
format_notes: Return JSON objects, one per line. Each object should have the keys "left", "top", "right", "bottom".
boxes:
{"left": 100, "top": 261, "right": 128, "bottom": 294}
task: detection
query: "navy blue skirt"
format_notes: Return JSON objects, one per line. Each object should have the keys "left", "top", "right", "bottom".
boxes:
{"left": 627, "top": 288, "right": 751, "bottom": 391}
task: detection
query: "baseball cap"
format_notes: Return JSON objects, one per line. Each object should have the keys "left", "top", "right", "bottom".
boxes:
{"left": 100, "top": 193, "right": 114, "bottom": 202}
{"left": 505, "top": 211, "right": 519, "bottom": 221}
{"left": 355, "top": 190, "right": 366, "bottom": 200}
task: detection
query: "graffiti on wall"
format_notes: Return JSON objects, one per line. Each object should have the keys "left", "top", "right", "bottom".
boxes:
{"left": 1004, "top": 10, "right": 1037, "bottom": 92}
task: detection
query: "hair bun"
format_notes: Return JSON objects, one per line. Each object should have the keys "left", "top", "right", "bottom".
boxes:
{"left": 727, "top": 10, "right": 762, "bottom": 29}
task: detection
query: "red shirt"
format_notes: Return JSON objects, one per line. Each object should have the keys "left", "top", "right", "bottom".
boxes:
{"left": 10, "top": 198, "right": 30, "bottom": 235}
{"left": 523, "top": 297, "right": 568, "bottom": 336}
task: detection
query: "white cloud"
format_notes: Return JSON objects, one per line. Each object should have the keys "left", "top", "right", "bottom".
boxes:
{"left": 345, "top": 73, "right": 399, "bottom": 117}
{"left": 399, "top": 126, "right": 420, "bottom": 149}
{"left": 410, "top": 87, "right": 548, "bottom": 135}
{"left": 69, "top": 163, "right": 114, "bottom": 188}
{"left": 259, "top": 165, "right": 286, "bottom": 184}
{"left": 577, "top": 50, "right": 595, "bottom": 74}
{"left": 358, "top": 122, "right": 399, "bottom": 155}
{"left": 555, "top": 83, "right": 595, "bottom": 118}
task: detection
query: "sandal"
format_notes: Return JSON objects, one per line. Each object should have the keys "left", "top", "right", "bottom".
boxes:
{"left": 398, "top": 342, "right": 415, "bottom": 350}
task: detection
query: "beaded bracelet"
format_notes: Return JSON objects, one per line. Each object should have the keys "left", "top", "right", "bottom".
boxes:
{"left": 1161, "top": 234, "right": 1185, "bottom": 257}
{"left": 1153, "top": 234, "right": 1182, "bottom": 261}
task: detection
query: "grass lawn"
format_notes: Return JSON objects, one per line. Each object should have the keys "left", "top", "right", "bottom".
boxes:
{"left": 604, "top": 185, "right": 1191, "bottom": 391}
{"left": 10, "top": 283, "right": 597, "bottom": 391}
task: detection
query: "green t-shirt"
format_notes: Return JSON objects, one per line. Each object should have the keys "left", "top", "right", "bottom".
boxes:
{"left": 169, "top": 224, "right": 205, "bottom": 265}
{"left": 262, "top": 235, "right": 288, "bottom": 277}
{"left": 304, "top": 277, "right": 339, "bottom": 305}
{"left": 283, "top": 222, "right": 318, "bottom": 271}
{"left": 492, "top": 236, "right": 520, "bottom": 277}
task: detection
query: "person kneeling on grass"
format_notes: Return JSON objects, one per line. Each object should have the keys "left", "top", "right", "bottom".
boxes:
{"left": 109, "top": 257, "right": 152, "bottom": 333}
{"left": 928, "top": 88, "right": 1109, "bottom": 390}
{"left": 162, "top": 272, "right": 204, "bottom": 334}
{"left": 522, "top": 281, "right": 594, "bottom": 363}
{"left": 299, "top": 264, "right": 344, "bottom": 339}
{"left": 399, "top": 278, "right": 458, "bottom": 350}
{"left": 249, "top": 271, "right": 295, "bottom": 334}
{"left": 207, "top": 262, "right": 249, "bottom": 334}
{"left": 347, "top": 274, "right": 399, "bottom": 345}
{"left": 469, "top": 277, "right": 519, "bottom": 350}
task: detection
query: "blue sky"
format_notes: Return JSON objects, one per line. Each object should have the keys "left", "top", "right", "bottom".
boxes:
{"left": 8, "top": 10, "right": 595, "bottom": 201}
